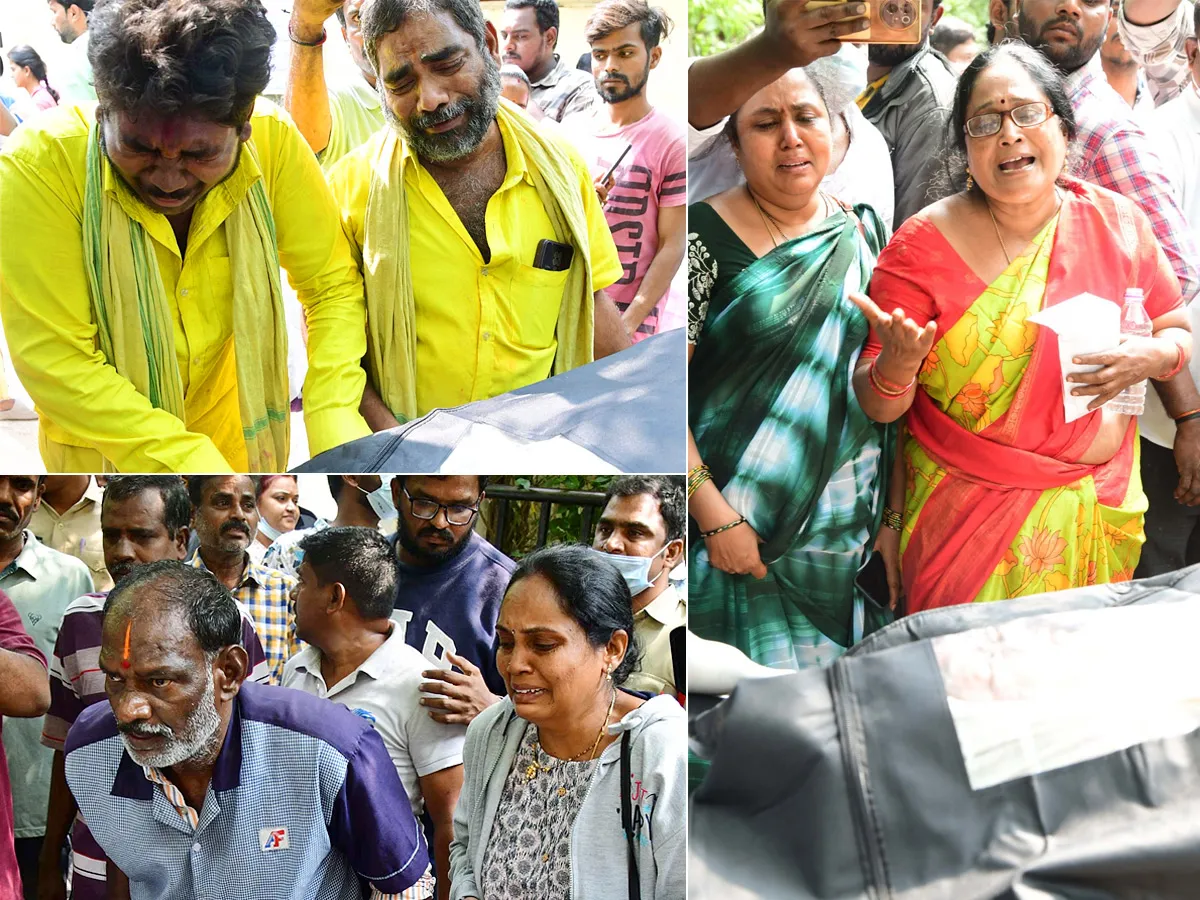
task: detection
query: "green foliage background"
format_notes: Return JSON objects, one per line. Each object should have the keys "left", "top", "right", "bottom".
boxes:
{"left": 688, "top": 0, "right": 990, "bottom": 56}
{"left": 478, "top": 476, "right": 617, "bottom": 559}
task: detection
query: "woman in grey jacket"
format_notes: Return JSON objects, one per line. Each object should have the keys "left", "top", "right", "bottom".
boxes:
{"left": 448, "top": 544, "right": 686, "bottom": 900}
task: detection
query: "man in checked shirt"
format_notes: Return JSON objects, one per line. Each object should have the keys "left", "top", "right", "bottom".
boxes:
{"left": 187, "top": 475, "right": 299, "bottom": 683}
{"left": 990, "top": 0, "right": 1200, "bottom": 507}
{"left": 62, "top": 561, "right": 429, "bottom": 899}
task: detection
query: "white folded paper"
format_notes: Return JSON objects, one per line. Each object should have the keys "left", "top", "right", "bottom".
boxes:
{"left": 1028, "top": 293, "right": 1120, "bottom": 423}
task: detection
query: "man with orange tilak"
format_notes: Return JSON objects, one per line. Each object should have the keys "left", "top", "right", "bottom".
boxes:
{"left": 39, "top": 476, "right": 270, "bottom": 900}
{"left": 62, "top": 561, "right": 430, "bottom": 899}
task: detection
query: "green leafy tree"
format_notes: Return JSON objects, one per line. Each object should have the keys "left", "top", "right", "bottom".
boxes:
{"left": 480, "top": 476, "right": 617, "bottom": 558}
{"left": 689, "top": 0, "right": 761, "bottom": 56}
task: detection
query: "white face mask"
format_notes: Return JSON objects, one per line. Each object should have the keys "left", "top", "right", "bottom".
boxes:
{"left": 590, "top": 543, "right": 672, "bottom": 597}
{"left": 257, "top": 517, "right": 283, "bottom": 542}
{"left": 357, "top": 479, "right": 397, "bottom": 522}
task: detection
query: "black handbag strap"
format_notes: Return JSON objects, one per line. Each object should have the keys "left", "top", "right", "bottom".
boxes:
{"left": 621, "top": 730, "right": 640, "bottom": 900}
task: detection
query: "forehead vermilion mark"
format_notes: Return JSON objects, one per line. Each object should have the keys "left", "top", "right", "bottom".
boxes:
{"left": 122, "top": 621, "right": 132, "bottom": 669}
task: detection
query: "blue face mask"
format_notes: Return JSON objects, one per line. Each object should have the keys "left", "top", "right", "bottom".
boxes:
{"left": 590, "top": 543, "right": 671, "bottom": 597}
{"left": 357, "top": 479, "right": 397, "bottom": 522}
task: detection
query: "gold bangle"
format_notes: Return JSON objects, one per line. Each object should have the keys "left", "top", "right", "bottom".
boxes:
{"left": 688, "top": 464, "right": 713, "bottom": 498}
{"left": 882, "top": 506, "right": 903, "bottom": 531}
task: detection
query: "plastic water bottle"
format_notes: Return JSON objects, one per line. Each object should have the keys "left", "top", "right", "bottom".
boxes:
{"left": 1107, "top": 288, "right": 1152, "bottom": 415}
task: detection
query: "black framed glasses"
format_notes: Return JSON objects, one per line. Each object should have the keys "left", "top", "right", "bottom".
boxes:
{"left": 402, "top": 487, "right": 480, "bottom": 526}
{"left": 964, "top": 102, "right": 1053, "bottom": 138}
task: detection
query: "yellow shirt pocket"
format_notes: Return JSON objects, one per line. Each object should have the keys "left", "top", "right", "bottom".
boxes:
{"left": 506, "top": 263, "right": 569, "bottom": 352}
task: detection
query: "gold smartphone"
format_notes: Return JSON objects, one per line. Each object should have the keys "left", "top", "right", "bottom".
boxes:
{"left": 805, "top": 0, "right": 922, "bottom": 44}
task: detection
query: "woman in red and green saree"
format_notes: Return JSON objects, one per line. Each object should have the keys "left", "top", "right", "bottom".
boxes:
{"left": 853, "top": 43, "right": 1193, "bottom": 614}
{"left": 687, "top": 67, "right": 894, "bottom": 674}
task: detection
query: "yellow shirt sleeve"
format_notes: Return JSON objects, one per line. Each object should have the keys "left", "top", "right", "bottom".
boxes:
{"left": 0, "top": 114, "right": 233, "bottom": 472}
{"left": 252, "top": 103, "right": 372, "bottom": 456}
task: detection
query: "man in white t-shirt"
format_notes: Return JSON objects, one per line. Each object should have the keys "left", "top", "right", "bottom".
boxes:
{"left": 1139, "top": 5, "right": 1200, "bottom": 575}
{"left": 283, "top": 526, "right": 464, "bottom": 900}
{"left": 47, "top": 0, "right": 97, "bottom": 105}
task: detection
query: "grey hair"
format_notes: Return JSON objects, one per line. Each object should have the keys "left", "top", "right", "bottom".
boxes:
{"left": 499, "top": 63, "right": 530, "bottom": 85}
{"left": 361, "top": 0, "right": 489, "bottom": 75}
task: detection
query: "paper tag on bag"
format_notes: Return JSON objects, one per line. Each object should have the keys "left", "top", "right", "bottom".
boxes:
{"left": 1028, "top": 293, "right": 1120, "bottom": 423}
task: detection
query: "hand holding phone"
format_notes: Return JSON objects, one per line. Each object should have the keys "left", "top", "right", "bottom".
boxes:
{"left": 797, "top": 0, "right": 921, "bottom": 44}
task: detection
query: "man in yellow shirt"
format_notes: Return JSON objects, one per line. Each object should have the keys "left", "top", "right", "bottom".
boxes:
{"left": 0, "top": 0, "right": 371, "bottom": 473}
{"left": 330, "top": 0, "right": 630, "bottom": 428}
{"left": 285, "top": 0, "right": 386, "bottom": 172}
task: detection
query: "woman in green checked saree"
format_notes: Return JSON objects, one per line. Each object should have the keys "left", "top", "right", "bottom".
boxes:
{"left": 687, "top": 67, "right": 894, "bottom": 679}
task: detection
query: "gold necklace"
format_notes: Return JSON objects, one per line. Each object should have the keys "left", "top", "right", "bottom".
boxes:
{"left": 985, "top": 189, "right": 1063, "bottom": 266}
{"left": 746, "top": 185, "right": 827, "bottom": 249}
{"left": 525, "top": 687, "right": 617, "bottom": 782}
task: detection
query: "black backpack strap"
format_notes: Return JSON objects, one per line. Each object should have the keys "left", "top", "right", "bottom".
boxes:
{"left": 621, "top": 730, "right": 640, "bottom": 900}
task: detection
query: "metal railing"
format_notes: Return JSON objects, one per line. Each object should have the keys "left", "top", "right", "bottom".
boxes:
{"left": 485, "top": 484, "right": 608, "bottom": 553}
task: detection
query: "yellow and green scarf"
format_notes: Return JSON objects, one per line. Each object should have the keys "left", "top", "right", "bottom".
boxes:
{"left": 361, "top": 98, "right": 595, "bottom": 422}
{"left": 82, "top": 123, "right": 290, "bottom": 471}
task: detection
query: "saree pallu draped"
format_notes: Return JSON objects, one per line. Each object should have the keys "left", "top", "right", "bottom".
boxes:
{"left": 865, "top": 180, "right": 1184, "bottom": 613}
{"left": 689, "top": 205, "right": 893, "bottom": 671}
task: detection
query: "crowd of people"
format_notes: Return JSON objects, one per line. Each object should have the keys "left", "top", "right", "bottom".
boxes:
{"left": 0, "top": 0, "right": 686, "bottom": 473}
{"left": 0, "top": 473, "right": 687, "bottom": 899}
{"left": 687, "top": 0, "right": 1200, "bottom": 671}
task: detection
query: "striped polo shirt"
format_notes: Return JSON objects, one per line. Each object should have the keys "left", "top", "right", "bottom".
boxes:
{"left": 64, "top": 680, "right": 429, "bottom": 900}
{"left": 41, "top": 591, "right": 270, "bottom": 899}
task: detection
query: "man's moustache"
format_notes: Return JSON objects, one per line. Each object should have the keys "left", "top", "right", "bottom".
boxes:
{"left": 118, "top": 722, "right": 173, "bottom": 738}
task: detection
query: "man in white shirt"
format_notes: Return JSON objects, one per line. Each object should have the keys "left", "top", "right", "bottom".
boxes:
{"left": 47, "top": 0, "right": 97, "bottom": 105}
{"left": 1140, "top": 4, "right": 1200, "bottom": 575}
{"left": 283, "top": 526, "right": 464, "bottom": 900}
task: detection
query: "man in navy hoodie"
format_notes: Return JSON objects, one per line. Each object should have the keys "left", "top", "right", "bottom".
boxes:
{"left": 389, "top": 476, "right": 515, "bottom": 726}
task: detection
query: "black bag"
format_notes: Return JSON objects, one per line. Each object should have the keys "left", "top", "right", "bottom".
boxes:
{"left": 690, "top": 565, "right": 1200, "bottom": 899}
{"left": 294, "top": 329, "right": 685, "bottom": 474}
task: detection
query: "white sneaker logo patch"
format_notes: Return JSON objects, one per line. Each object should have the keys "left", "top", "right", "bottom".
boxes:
{"left": 260, "top": 827, "right": 289, "bottom": 851}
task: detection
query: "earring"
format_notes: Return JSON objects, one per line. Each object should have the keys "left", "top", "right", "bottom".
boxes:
{"left": 965, "top": 168, "right": 974, "bottom": 192}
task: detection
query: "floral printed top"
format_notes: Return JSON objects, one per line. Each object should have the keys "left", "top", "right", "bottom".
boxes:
{"left": 480, "top": 725, "right": 599, "bottom": 900}
{"left": 688, "top": 201, "right": 770, "bottom": 346}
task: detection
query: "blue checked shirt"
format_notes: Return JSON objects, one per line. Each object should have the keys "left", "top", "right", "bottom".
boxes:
{"left": 64, "top": 681, "right": 430, "bottom": 899}
{"left": 189, "top": 553, "right": 298, "bottom": 683}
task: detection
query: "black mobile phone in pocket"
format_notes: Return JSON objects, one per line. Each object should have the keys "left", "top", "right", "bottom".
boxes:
{"left": 533, "top": 239, "right": 574, "bottom": 272}
{"left": 855, "top": 550, "right": 893, "bottom": 615}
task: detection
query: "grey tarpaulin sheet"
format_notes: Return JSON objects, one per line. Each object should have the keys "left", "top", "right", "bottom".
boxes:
{"left": 690, "top": 565, "right": 1200, "bottom": 900}
{"left": 294, "top": 328, "right": 685, "bottom": 473}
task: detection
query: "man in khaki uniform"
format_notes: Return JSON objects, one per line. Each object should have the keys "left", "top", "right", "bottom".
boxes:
{"left": 590, "top": 475, "right": 685, "bottom": 695}
{"left": 29, "top": 477, "right": 107, "bottom": 591}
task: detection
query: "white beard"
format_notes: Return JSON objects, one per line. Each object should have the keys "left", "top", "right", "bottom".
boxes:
{"left": 120, "top": 668, "right": 223, "bottom": 770}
